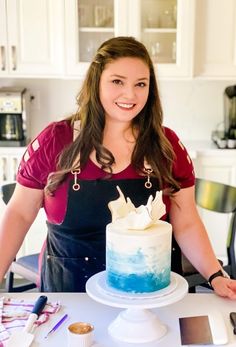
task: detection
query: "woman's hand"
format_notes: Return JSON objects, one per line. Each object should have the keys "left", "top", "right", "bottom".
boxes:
{"left": 211, "top": 277, "right": 236, "bottom": 300}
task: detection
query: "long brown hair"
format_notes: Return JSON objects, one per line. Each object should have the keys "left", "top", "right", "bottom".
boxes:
{"left": 45, "top": 36, "right": 180, "bottom": 195}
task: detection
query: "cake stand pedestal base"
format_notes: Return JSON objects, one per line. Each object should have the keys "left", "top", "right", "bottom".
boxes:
{"left": 108, "top": 307, "right": 167, "bottom": 343}
{"left": 86, "top": 271, "right": 188, "bottom": 344}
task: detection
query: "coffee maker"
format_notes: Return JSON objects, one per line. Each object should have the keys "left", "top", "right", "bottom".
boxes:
{"left": 0, "top": 87, "right": 29, "bottom": 146}
{"left": 212, "top": 84, "right": 236, "bottom": 148}
{"left": 224, "top": 85, "right": 236, "bottom": 141}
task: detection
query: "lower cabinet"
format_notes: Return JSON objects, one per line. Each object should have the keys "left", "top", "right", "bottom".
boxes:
{"left": 193, "top": 152, "right": 236, "bottom": 265}
{"left": 0, "top": 147, "right": 47, "bottom": 260}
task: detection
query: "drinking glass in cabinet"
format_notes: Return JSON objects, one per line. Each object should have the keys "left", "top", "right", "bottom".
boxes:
{"left": 83, "top": 40, "right": 97, "bottom": 62}
{"left": 145, "top": 33, "right": 176, "bottom": 64}
{"left": 159, "top": 8, "right": 176, "bottom": 28}
{"left": 141, "top": 0, "right": 177, "bottom": 29}
{"left": 79, "top": 32, "right": 113, "bottom": 62}
{"left": 78, "top": 3, "right": 93, "bottom": 27}
{"left": 151, "top": 42, "right": 161, "bottom": 63}
{"left": 94, "top": 5, "right": 113, "bottom": 27}
{"left": 145, "top": 15, "right": 159, "bottom": 28}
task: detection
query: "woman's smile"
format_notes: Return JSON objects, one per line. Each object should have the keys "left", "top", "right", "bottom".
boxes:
{"left": 115, "top": 102, "right": 136, "bottom": 110}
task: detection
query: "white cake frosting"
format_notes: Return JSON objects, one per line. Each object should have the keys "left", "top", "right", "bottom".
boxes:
{"left": 106, "top": 187, "right": 172, "bottom": 293}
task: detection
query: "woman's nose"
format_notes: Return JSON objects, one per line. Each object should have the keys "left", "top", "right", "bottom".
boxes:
{"left": 123, "top": 85, "right": 136, "bottom": 98}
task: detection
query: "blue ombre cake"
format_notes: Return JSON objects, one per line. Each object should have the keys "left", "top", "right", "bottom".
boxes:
{"left": 106, "top": 222, "right": 172, "bottom": 293}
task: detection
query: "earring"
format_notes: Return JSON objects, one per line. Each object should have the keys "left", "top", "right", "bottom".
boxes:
{"left": 71, "top": 169, "right": 81, "bottom": 191}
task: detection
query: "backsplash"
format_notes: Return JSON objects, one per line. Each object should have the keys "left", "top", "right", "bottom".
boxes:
{"left": 0, "top": 78, "right": 234, "bottom": 143}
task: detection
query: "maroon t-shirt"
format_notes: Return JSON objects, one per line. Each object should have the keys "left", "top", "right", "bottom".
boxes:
{"left": 17, "top": 120, "right": 195, "bottom": 224}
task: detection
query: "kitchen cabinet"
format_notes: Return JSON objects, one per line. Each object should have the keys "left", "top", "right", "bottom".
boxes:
{"left": 65, "top": 0, "right": 195, "bottom": 78}
{"left": 0, "top": 0, "right": 64, "bottom": 77}
{"left": 192, "top": 150, "right": 236, "bottom": 265}
{"left": 0, "top": 147, "right": 25, "bottom": 184}
{"left": 0, "top": 147, "right": 46, "bottom": 260}
{"left": 194, "top": 0, "right": 236, "bottom": 78}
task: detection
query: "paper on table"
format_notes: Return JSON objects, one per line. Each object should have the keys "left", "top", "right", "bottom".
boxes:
{"left": 0, "top": 297, "right": 61, "bottom": 347}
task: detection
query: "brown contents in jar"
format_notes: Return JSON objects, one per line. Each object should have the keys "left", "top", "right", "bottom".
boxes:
{"left": 69, "top": 322, "right": 93, "bottom": 335}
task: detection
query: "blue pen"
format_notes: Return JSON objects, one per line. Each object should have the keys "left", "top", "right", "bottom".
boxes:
{"left": 44, "top": 313, "right": 68, "bottom": 338}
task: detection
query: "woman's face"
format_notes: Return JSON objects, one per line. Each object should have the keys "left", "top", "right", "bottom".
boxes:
{"left": 99, "top": 57, "right": 150, "bottom": 125}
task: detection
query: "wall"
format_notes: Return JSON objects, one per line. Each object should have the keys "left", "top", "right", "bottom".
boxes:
{"left": 0, "top": 78, "right": 235, "bottom": 142}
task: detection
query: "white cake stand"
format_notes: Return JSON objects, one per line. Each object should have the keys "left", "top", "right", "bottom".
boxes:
{"left": 86, "top": 271, "right": 188, "bottom": 344}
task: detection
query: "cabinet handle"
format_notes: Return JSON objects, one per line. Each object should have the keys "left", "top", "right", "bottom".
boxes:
{"left": 11, "top": 46, "right": 17, "bottom": 71}
{"left": 0, "top": 46, "right": 6, "bottom": 71}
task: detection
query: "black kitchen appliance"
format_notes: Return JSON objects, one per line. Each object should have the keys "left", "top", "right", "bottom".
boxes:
{"left": 0, "top": 87, "right": 29, "bottom": 146}
{"left": 224, "top": 85, "right": 236, "bottom": 141}
{"left": 212, "top": 84, "right": 236, "bottom": 149}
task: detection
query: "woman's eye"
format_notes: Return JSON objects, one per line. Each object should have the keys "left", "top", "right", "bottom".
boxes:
{"left": 112, "top": 79, "right": 123, "bottom": 85}
{"left": 137, "top": 82, "right": 146, "bottom": 87}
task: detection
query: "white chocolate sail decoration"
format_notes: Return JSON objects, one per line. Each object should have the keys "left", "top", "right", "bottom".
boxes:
{"left": 108, "top": 186, "right": 166, "bottom": 230}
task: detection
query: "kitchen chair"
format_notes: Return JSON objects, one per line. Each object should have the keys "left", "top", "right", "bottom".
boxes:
{"left": 1, "top": 182, "right": 39, "bottom": 292}
{"left": 182, "top": 178, "right": 236, "bottom": 292}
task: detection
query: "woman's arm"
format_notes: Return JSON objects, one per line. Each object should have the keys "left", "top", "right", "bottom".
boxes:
{"left": 169, "top": 185, "right": 236, "bottom": 299}
{"left": 0, "top": 183, "right": 44, "bottom": 283}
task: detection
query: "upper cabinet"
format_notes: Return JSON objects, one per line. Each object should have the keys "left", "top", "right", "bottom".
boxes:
{"left": 194, "top": 0, "right": 236, "bottom": 78}
{"left": 2, "top": 0, "right": 235, "bottom": 80}
{"left": 65, "top": 0, "right": 195, "bottom": 78}
{"left": 0, "top": 0, "right": 64, "bottom": 77}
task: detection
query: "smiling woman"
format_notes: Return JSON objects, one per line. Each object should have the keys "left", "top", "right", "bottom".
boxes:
{"left": 0, "top": 36, "right": 236, "bottom": 298}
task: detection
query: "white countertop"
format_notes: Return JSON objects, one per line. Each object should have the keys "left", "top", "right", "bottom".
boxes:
{"left": 184, "top": 140, "right": 236, "bottom": 159}
{"left": 1, "top": 291, "right": 236, "bottom": 347}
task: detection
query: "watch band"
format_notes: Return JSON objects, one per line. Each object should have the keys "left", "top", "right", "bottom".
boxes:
{"left": 208, "top": 269, "right": 230, "bottom": 286}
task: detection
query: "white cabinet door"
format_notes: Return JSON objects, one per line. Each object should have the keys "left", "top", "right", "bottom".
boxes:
{"left": 0, "top": 147, "right": 25, "bottom": 184}
{"left": 0, "top": 0, "right": 64, "bottom": 77}
{"left": 194, "top": 153, "right": 236, "bottom": 264}
{"left": 0, "top": 0, "right": 8, "bottom": 75}
{"left": 194, "top": 0, "right": 236, "bottom": 78}
{"left": 65, "top": 0, "right": 195, "bottom": 78}
{"left": 194, "top": 154, "right": 236, "bottom": 186}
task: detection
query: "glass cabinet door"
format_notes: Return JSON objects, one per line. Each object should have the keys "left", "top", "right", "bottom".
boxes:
{"left": 141, "top": 0, "right": 177, "bottom": 64}
{"left": 77, "top": 0, "right": 114, "bottom": 62}
{"left": 128, "top": 0, "right": 194, "bottom": 78}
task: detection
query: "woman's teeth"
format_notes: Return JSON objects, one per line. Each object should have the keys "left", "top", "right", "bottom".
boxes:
{"left": 116, "top": 103, "right": 135, "bottom": 109}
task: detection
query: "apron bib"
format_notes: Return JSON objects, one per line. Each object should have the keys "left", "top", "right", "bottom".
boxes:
{"left": 40, "top": 177, "right": 162, "bottom": 292}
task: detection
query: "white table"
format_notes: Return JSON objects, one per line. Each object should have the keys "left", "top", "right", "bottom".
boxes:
{"left": 1, "top": 292, "right": 236, "bottom": 347}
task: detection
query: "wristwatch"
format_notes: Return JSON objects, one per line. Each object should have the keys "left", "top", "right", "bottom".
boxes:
{"left": 208, "top": 269, "right": 230, "bottom": 286}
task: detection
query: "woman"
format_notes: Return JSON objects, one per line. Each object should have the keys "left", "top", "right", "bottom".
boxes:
{"left": 0, "top": 37, "right": 236, "bottom": 296}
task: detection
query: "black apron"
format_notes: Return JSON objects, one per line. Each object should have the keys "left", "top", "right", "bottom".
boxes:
{"left": 40, "top": 177, "right": 181, "bottom": 292}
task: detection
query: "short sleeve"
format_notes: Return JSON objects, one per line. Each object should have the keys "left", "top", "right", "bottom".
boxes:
{"left": 164, "top": 127, "right": 195, "bottom": 188}
{"left": 16, "top": 120, "right": 73, "bottom": 189}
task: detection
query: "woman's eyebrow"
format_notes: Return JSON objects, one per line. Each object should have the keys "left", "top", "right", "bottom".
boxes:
{"left": 110, "top": 74, "right": 149, "bottom": 81}
{"left": 110, "top": 74, "right": 126, "bottom": 79}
